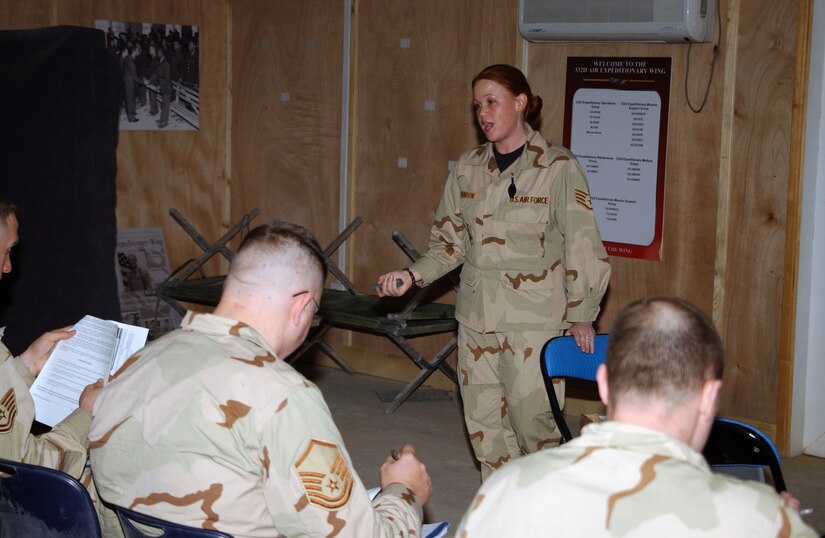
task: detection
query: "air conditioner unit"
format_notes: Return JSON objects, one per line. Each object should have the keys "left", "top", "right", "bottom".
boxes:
{"left": 519, "top": 0, "right": 715, "bottom": 43}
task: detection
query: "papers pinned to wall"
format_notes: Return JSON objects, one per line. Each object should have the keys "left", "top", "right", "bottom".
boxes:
{"left": 115, "top": 227, "right": 181, "bottom": 340}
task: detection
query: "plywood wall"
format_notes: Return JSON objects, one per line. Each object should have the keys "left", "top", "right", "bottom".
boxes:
{"left": 0, "top": 0, "right": 230, "bottom": 275}
{"left": 0, "top": 0, "right": 51, "bottom": 29}
{"left": 0, "top": 0, "right": 808, "bottom": 442}
{"left": 715, "top": 0, "right": 800, "bottom": 431}
{"left": 347, "top": 0, "right": 519, "bottom": 365}
{"left": 230, "top": 0, "right": 343, "bottom": 249}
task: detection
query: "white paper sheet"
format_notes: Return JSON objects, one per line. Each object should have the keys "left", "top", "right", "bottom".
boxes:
{"left": 30, "top": 315, "right": 147, "bottom": 426}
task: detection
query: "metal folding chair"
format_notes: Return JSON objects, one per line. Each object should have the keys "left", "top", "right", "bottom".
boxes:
{"left": 540, "top": 334, "right": 608, "bottom": 443}
{"left": 111, "top": 503, "right": 233, "bottom": 537}
{"left": 0, "top": 458, "right": 101, "bottom": 537}
{"left": 703, "top": 417, "right": 787, "bottom": 493}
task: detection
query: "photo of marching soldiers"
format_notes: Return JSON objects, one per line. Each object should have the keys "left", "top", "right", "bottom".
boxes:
{"left": 95, "top": 20, "right": 199, "bottom": 131}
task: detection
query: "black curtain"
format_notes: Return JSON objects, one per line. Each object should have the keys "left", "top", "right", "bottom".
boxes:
{"left": 0, "top": 26, "right": 122, "bottom": 354}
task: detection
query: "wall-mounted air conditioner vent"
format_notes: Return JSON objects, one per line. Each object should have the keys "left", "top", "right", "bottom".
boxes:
{"left": 519, "top": 0, "right": 714, "bottom": 43}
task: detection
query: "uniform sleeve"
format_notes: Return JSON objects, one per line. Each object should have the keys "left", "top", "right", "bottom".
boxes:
{"left": 410, "top": 170, "right": 469, "bottom": 286}
{"left": 550, "top": 156, "right": 611, "bottom": 323}
{"left": 9, "top": 352, "right": 36, "bottom": 387}
{"left": 261, "top": 385, "right": 423, "bottom": 537}
{"left": 780, "top": 505, "right": 819, "bottom": 537}
{"left": 0, "top": 354, "right": 90, "bottom": 479}
{"left": 20, "top": 407, "right": 91, "bottom": 478}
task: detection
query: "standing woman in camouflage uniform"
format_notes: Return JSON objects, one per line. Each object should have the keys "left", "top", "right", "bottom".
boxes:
{"left": 376, "top": 64, "right": 610, "bottom": 479}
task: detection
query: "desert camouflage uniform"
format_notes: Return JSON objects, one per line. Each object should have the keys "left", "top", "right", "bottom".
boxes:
{"left": 0, "top": 339, "right": 91, "bottom": 477}
{"left": 456, "top": 421, "right": 818, "bottom": 537}
{"left": 411, "top": 125, "right": 610, "bottom": 477}
{"left": 89, "top": 311, "right": 423, "bottom": 538}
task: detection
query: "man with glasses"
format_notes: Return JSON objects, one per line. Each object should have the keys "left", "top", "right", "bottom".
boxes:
{"left": 90, "top": 220, "right": 432, "bottom": 537}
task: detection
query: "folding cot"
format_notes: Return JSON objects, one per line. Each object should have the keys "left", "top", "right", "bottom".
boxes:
{"left": 157, "top": 210, "right": 458, "bottom": 413}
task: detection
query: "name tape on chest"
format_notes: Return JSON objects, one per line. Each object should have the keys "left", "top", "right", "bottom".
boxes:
{"left": 510, "top": 195, "right": 548, "bottom": 205}
{"left": 463, "top": 190, "right": 549, "bottom": 205}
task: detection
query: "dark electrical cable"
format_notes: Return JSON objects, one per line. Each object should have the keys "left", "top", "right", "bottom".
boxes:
{"left": 685, "top": 0, "right": 723, "bottom": 113}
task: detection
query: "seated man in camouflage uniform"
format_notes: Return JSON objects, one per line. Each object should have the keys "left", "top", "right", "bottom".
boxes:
{"left": 0, "top": 195, "right": 103, "bottom": 478}
{"left": 90, "top": 220, "right": 432, "bottom": 537}
{"left": 457, "top": 296, "right": 817, "bottom": 537}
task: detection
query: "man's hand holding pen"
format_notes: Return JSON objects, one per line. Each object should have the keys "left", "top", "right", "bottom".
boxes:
{"left": 380, "top": 444, "right": 432, "bottom": 504}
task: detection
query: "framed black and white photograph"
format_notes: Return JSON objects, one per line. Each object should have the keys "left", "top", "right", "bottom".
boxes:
{"left": 95, "top": 19, "right": 199, "bottom": 131}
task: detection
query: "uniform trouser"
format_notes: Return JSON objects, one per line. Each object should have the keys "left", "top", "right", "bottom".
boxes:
{"left": 81, "top": 466, "right": 124, "bottom": 538}
{"left": 458, "top": 325, "right": 563, "bottom": 480}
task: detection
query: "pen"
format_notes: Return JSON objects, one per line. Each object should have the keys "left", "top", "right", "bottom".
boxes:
{"left": 390, "top": 448, "right": 400, "bottom": 461}
{"left": 799, "top": 508, "right": 814, "bottom": 517}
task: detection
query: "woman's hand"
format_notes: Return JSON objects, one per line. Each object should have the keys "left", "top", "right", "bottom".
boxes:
{"left": 375, "top": 269, "right": 416, "bottom": 297}
{"left": 565, "top": 322, "right": 595, "bottom": 354}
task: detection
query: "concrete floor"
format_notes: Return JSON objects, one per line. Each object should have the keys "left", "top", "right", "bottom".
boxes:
{"left": 300, "top": 363, "right": 825, "bottom": 536}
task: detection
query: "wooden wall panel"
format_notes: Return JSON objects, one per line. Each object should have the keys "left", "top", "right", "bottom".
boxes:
{"left": 717, "top": 0, "right": 798, "bottom": 427}
{"left": 54, "top": 0, "right": 229, "bottom": 275}
{"left": 231, "top": 0, "right": 344, "bottom": 251}
{"left": 349, "top": 0, "right": 518, "bottom": 362}
{"left": 0, "top": 1, "right": 51, "bottom": 29}
{"left": 0, "top": 0, "right": 806, "bottom": 435}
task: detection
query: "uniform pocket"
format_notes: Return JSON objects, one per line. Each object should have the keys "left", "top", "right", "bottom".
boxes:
{"left": 501, "top": 269, "right": 552, "bottom": 292}
{"left": 460, "top": 264, "right": 481, "bottom": 287}
{"left": 492, "top": 203, "right": 550, "bottom": 259}
{"left": 501, "top": 269, "right": 559, "bottom": 325}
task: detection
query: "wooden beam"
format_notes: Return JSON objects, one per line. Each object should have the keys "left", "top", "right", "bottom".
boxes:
{"left": 713, "top": 0, "right": 740, "bottom": 335}
{"left": 777, "top": 0, "right": 814, "bottom": 455}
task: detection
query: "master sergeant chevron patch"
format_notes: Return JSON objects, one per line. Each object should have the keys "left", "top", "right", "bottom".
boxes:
{"left": 294, "top": 439, "right": 354, "bottom": 510}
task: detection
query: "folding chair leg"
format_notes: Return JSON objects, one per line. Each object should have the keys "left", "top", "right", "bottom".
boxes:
{"left": 166, "top": 208, "right": 259, "bottom": 284}
{"left": 383, "top": 336, "right": 457, "bottom": 414}
{"left": 287, "top": 323, "right": 355, "bottom": 374}
{"left": 322, "top": 217, "right": 363, "bottom": 294}
{"left": 162, "top": 296, "right": 187, "bottom": 317}
{"left": 287, "top": 324, "right": 332, "bottom": 364}
{"left": 316, "top": 340, "right": 355, "bottom": 375}
{"left": 389, "top": 333, "right": 457, "bottom": 383}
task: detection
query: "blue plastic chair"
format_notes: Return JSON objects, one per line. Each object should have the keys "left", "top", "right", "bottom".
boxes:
{"left": 0, "top": 458, "right": 101, "bottom": 537}
{"left": 540, "top": 334, "right": 608, "bottom": 443}
{"left": 702, "top": 417, "right": 787, "bottom": 493}
{"left": 112, "top": 503, "right": 234, "bottom": 538}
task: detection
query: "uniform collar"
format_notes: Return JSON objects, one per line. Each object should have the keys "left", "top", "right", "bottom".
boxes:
{"left": 577, "top": 420, "right": 710, "bottom": 471}
{"left": 181, "top": 311, "right": 279, "bottom": 358}
{"left": 465, "top": 124, "right": 553, "bottom": 173}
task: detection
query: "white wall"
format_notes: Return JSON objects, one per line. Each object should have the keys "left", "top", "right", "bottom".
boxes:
{"left": 792, "top": 0, "right": 825, "bottom": 458}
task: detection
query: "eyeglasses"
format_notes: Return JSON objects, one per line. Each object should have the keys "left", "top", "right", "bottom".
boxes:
{"left": 292, "top": 290, "right": 320, "bottom": 314}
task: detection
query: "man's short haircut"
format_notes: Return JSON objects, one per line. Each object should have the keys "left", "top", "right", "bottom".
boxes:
{"left": 0, "top": 196, "right": 18, "bottom": 227}
{"left": 606, "top": 296, "right": 724, "bottom": 407}
{"left": 234, "top": 220, "right": 328, "bottom": 283}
